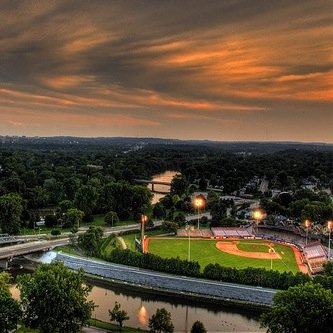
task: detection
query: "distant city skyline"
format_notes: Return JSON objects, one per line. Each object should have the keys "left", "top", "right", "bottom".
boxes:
{"left": 1, "top": 1, "right": 332, "bottom": 143}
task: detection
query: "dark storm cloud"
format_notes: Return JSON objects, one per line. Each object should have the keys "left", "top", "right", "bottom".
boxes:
{"left": 0, "top": 0, "right": 332, "bottom": 141}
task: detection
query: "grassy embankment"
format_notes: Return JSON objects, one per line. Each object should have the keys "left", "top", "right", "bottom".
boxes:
{"left": 16, "top": 318, "right": 147, "bottom": 332}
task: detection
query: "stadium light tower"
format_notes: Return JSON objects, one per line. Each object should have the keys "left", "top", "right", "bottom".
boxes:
{"left": 141, "top": 215, "right": 148, "bottom": 253}
{"left": 305, "top": 219, "right": 311, "bottom": 245}
{"left": 194, "top": 196, "right": 205, "bottom": 230}
{"left": 253, "top": 210, "right": 263, "bottom": 236}
{"left": 328, "top": 220, "right": 332, "bottom": 260}
{"left": 185, "top": 223, "right": 193, "bottom": 261}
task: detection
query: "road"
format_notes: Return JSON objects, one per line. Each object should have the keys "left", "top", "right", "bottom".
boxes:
{"left": 56, "top": 253, "right": 275, "bottom": 305}
{"left": 0, "top": 213, "right": 211, "bottom": 260}
{"left": 0, "top": 239, "right": 70, "bottom": 260}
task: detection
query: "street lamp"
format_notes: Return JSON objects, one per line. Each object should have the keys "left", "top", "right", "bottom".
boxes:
{"left": 194, "top": 197, "right": 204, "bottom": 230}
{"left": 141, "top": 215, "right": 148, "bottom": 253}
{"left": 253, "top": 210, "right": 263, "bottom": 236}
{"left": 305, "top": 219, "right": 311, "bottom": 245}
{"left": 328, "top": 220, "right": 332, "bottom": 260}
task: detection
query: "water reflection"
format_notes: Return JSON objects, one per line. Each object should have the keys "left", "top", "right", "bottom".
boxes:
{"left": 137, "top": 303, "right": 148, "bottom": 325}
{"left": 87, "top": 280, "right": 264, "bottom": 332}
{"left": 8, "top": 268, "right": 264, "bottom": 332}
{"left": 151, "top": 170, "right": 179, "bottom": 204}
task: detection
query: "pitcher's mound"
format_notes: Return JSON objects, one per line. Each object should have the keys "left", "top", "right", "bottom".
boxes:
{"left": 216, "top": 241, "right": 281, "bottom": 259}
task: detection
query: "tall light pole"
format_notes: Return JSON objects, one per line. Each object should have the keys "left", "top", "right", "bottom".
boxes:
{"left": 253, "top": 210, "right": 263, "bottom": 236}
{"left": 328, "top": 220, "right": 332, "bottom": 260}
{"left": 185, "top": 223, "right": 191, "bottom": 261}
{"left": 305, "top": 219, "right": 311, "bottom": 245}
{"left": 268, "top": 248, "right": 274, "bottom": 270}
{"left": 141, "top": 215, "right": 148, "bottom": 253}
{"left": 194, "top": 197, "right": 204, "bottom": 230}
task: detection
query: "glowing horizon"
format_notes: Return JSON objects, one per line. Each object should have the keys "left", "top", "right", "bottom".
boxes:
{"left": 1, "top": 1, "right": 332, "bottom": 143}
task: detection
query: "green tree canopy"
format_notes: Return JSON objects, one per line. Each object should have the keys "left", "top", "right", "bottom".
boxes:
{"left": 260, "top": 282, "right": 333, "bottom": 333}
{"left": 0, "top": 272, "right": 21, "bottom": 333}
{"left": 170, "top": 175, "right": 188, "bottom": 196}
{"left": 149, "top": 308, "right": 174, "bottom": 333}
{"left": 18, "top": 262, "right": 95, "bottom": 333}
{"left": 64, "top": 208, "right": 84, "bottom": 228}
{"left": 109, "top": 301, "right": 129, "bottom": 332}
{"left": 0, "top": 193, "right": 23, "bottom": 234}
{"left": 190, "top": 321, "right": 207, "bottom": 333}
{"left": 105, "top": 211, "right": 119, "bottom": 226}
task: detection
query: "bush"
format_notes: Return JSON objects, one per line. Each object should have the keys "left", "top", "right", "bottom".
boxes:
{"left": 44, "top": 214, "right": 58, "bottom": 227}
{"left": 106, "top": 249, "right": 201, "bottom": 277}
{"left": 104, "top": 211, "right": 119, "bottom": 226}
{"left": 51, "top": 229, "right": 61, "bottom": 236}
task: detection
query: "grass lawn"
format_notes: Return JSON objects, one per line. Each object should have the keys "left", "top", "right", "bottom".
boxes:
{"left": 19, "top": 215, "right": 139, "bottom": 236}
{"left": 16, "top": 320, "right": 147, "bottom": 332}
{"left": 122, "top": 229, "right": 167, "bottom": 251}
{"left": 99, "top": 236, "right": 123, "bottom": 257}
{"left": 148, "top": 239, "right": 300, "bottom": 274}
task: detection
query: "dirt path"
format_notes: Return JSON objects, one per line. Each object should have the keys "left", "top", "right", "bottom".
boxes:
{"left": 83, "top": 327, "right": 108, "bottom": 333}
{"left": 117, "top": 236, "right": 127, "bottom": 249}
{"left": 216, "top": 241, "right": 282, "bottom": 259}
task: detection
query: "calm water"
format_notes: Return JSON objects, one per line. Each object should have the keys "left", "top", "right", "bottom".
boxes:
{"left": 10, "top": 275, "right": 263, "bottom": 333}
{"left": 151, "top": 170, "right": 179, "bottom": 204}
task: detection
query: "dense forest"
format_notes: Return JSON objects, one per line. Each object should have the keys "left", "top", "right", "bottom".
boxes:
{"left": 0, "top": 140, "right": 332, "bottom": 234}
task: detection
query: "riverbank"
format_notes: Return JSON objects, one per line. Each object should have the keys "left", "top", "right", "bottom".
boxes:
{"left": 16, "top": 319, "right": 147, "bottom": 333}
{"left": 56, "top": 252, "right": 275, "bottom": 308}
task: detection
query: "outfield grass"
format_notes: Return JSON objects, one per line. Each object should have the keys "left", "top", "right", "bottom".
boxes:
{"left": 122, "top": 229, "right": 168, "bottom": 251}
{"left": 148, "top": 239, "right": 300, "bottom": 273}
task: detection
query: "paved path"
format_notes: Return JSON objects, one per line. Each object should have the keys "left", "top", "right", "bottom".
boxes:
{"left": 117, "top": 236, "right": 127, "bottom": 249}
{"left": 83, "top": 327, "right": 108, "bottom": 333}
{"left": 56, "top": 253, "right": 276, "bottom": 305}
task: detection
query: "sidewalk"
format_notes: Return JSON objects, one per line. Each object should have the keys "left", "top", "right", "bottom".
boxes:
{"left": 83, "top": 327, "right": 109, "bottom": 333}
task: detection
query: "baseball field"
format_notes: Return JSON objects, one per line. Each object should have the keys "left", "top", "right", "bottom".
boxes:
{"left": 147, "top": 238, "right": 303, "bottom": 273}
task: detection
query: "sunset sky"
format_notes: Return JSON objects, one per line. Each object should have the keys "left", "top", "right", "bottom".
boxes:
{"left": 1, "top": 0, "right": 332, "bottom": 142}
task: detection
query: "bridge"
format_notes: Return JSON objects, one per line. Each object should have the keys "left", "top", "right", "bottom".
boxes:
{"left": 0, "top": 239, "right": 69, "bottom": 269}
{"left": 134, "top": 179, "right": 171, "bottom": 193}
{"left": 0, "top": 234, "right": 23, "bottom": 246}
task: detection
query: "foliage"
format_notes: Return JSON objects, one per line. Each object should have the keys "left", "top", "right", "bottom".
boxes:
{"left": 64, "top": 208, "right": 84, "bottom": 228}
{"left": 170, "top": 175, "right": 188, "bottom": 196}
{"left": 153, "top": 203, "right": 166, "bottom": 219}
{"left": 78, "top": 227, "right": 104, "bottom": 256}
{"left": 109, "top": 301, "right": 129, "bottom": 332}
{"left": 161, "top": 221, "right": 178, "bottom": 233}
{"left": 190, "top": 321, "right": 207, "bottom": 333}
{"left": 44, "top": 214, "right": 58, "bottom": 227}
{"left": 105, "top": 211, "right": 119, "bottom": 226}
{"left": 148, "top": 308, "right": 174, "bottom": 333}
{"left": 210, "top": 202, "right": 227, "bottom": 227}
{"left": 17, "top": 262, "right": 95, "bottom": 333}
{"left": 0, "top": 272, "right": 21, "bottom": 333}
{"left": 203, "top": 263, "right": 310, "bottom": 290}
{"left": 260, "top": 283, "right": 333, "bottom": 333}
{"left": 0, "top": 193, "right": 23, "bottom": 234}
{"left": 106, "top": 249, "right": 201, "bottom": 277}
{"left": 51, "top": 229, "right": 61, "bottom": 236}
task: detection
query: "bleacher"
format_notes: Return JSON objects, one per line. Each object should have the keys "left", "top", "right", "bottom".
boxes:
{"left": 303, "top": 242, "right": 327, "bottom": 274}
{"left": 177, "top": 229, "right": 213, "bottom": 238}
{"left": 211, "top": 227, "right": 253, "bottom": 238}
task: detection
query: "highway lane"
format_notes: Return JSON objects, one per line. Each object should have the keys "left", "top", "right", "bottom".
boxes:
{"left": 0, "top": 239, "right": 70, "bottom": 260}
{"left": 56, "top": 253, "right": 275, "bottom": 305}
{"left": 0, "top": 213, "right": 212, "bottom": 260}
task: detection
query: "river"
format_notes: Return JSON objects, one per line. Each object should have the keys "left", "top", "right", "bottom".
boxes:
{"left": 150, "top": 170, "right": 179, "bottom": 204}
{"left": 9, "top": 267, "right": 263, "bottom": 332}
